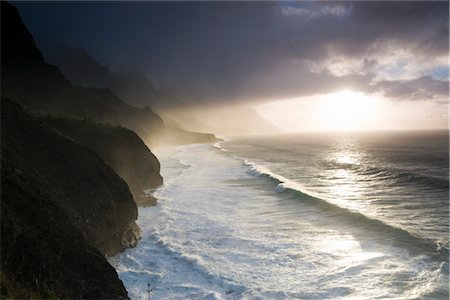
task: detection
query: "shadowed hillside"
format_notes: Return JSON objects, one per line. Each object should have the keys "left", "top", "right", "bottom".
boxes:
{"left": 2, "top": 99, "right": 141, "bottom": 257}
{"left": 43, "top": 117, "right": 163, "bottom": 203}
{"left": 1, "top": 99, "right": 137, "bottom": 298}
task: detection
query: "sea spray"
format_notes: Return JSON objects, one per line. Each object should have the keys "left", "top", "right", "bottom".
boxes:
{"left": 111, "top": 136, "right": 448, "bottom": 299}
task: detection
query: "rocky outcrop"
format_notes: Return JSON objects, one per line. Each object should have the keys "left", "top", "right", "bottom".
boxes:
{"left": 1, "top": 99, "right": 139, "bottom": 298}
{"left": 43, "top": 117, "right": 163, "bottom": 203}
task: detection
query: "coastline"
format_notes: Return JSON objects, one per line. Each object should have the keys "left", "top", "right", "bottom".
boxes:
{"left": 111, "top": 140, "right": 449, "bottom": 299}
{"left": 1, "top": 1, "right": 448, "bottom": 299}
{"left": 0, "top": 2, "right": 218, "bottom": 297}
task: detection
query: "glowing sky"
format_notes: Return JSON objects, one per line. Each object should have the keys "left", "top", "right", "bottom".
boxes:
{"left": 255, "top": 91, "right": 447, "bottom": 132}
{"left": 13, "top": 1, "right": 449, "bottom": 132}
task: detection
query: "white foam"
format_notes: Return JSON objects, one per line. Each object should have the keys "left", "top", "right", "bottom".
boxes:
{"left": 110, "top": 144, "right": 446, "bottom": 299}
{"left": 242, "top": 159, "right": 326, "bottom": 200}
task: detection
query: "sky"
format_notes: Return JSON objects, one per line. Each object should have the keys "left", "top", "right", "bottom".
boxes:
{"left": 14, "top": 1, "right": 449, "bottom": 132}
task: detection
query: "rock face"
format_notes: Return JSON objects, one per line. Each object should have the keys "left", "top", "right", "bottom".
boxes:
{"left": 43, "top": 117, "right": 163, "bottom": 201}
{"left": 2, "top": 99, "right": 141, "bottom": 256}
{"left": 1, "top": 99, "right": 137, "bottom": 298}
{"left": 1, "top": 166, "right": 130, "bottom": 299}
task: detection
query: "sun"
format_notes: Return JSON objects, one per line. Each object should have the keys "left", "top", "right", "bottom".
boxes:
{"left": 316, "top": 90, "right": 376, "bottom": 131}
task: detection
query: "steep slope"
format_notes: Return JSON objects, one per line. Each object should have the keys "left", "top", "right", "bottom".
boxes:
{"left": 43, "top": 117, "right": 163, "bottom": 203}
{"left": 44, "top": 45, "right": 177, "bottom": 109}
{"left": 1, "top": 99, "right": 138, "bottom": 298}
{"left": 1, "top": 2, "right": 217, "bottom": 147}
{"left": 2, "top": 99, "right": 141, "bottom": 256}
{"left": 1, "top": 164, "right": 129, "bottom": 299}
{"left": 44, "top": 44, "right": 280, "bottom": 137}
{"left": 44, "top": 44, "right": 119, "bottom": 89}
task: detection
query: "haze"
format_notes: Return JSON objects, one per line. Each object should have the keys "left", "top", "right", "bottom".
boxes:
{"left": 14, "top": 1, "right": 449, "bottom": 134}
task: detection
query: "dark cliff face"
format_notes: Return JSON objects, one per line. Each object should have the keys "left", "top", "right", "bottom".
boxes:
{"left": 43, "top": 117, "right": 164, "bottom": 202}
{"left": 0, "top": 1, "right": 69, "bottom": 110}
{"left": 2, "top": 99, "right": 141, "bottom": 256}
{"left": 1, "top": 99, "right": 136, "bottom": 298}
{"left": 1, "top": 163, "right": 129, "bottom": 299}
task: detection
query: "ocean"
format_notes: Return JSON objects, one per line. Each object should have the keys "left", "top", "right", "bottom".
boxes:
{"left": 109, "top": 131, "right": 449, "bottom": 299}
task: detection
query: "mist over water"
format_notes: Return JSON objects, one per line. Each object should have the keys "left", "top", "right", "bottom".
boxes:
{"left": 110, "top": 131, "right": 449, "bottom": 299}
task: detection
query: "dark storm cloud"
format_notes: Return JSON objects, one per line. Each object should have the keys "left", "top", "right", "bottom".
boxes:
{"left": 13, "top": 1, "right": 449, "bottom": 104}
{"left": 271, "top": 1, "right": 448, "bottom": 61}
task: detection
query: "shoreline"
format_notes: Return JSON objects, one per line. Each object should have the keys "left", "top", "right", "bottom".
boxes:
{"left": 111, "top": 142, "right": 449, "bottom": 299}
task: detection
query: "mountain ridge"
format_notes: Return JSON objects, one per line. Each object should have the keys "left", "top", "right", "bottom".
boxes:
{"left": 43, "top": 43, "right": 280, "bottom": 137}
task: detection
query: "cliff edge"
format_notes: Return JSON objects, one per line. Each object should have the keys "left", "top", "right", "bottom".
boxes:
{"left": 1, "top": 99, "right": 139, "bottom": 298}
{"left": 43, "top": 117, "right": 163, "bottom": 203}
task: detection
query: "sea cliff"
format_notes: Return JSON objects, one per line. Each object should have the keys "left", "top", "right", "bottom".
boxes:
{"left": 1, "top": 2, "right": 155, "bottom": 298}
{"left": 0, "top": 1, "right": 218, "bottom": 297}
{"left": 1, "top": 99, "right": 136, "bottom": 298}
{"left": 42, "top": 117, "right": 163, "bottom": 203}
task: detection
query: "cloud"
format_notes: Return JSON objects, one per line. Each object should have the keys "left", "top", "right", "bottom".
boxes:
{"left": 15, "top": 1, "right": 449, "bottom": 105}
{"left": 371, "top": 76, "right": 449, "bottom": 100}
{"left": 281, "top": 3, "right": 352, "bottom": 19}
{"left": 161, "top": 1, "right": 449, "bottom": 103}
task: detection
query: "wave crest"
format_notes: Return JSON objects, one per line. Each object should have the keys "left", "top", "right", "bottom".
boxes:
{"left": 242, "top": 159, "right": 449, "bottom": 263}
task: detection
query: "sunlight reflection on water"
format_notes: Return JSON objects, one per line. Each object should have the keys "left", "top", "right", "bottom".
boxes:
{"left": 322, "top": 139, "right": 370, "bottom": 213}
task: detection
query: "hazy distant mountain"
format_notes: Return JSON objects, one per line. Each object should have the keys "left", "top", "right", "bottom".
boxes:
{"left": 44, "top": 44, "right": 181, "bottom": 109}
{"left": 44, "top": 44, "right": 280, "bottom": 136}
{"left": 44, "top": 44, "right": 117, "bottom": 88}
{"left": 164, "top": 106, "right": 281, "bottom": 136}
{"left": 205, "top": 106, "right": 281, "bottom": 136}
